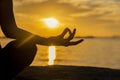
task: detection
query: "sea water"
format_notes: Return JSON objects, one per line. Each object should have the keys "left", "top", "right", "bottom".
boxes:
{"left": 1, "top": 38, "right": 120, "bottom": 69}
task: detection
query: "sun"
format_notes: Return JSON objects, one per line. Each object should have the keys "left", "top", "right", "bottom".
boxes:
{"left": 42, "top": 17, "right": 59, "bottom": 28}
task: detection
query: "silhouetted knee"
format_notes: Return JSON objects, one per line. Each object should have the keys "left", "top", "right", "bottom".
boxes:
{"left": 5, "top": 40, "right": 37, "bottom": 66}
{"left": 1, "top": 40, "right": 37, "bottom": 78}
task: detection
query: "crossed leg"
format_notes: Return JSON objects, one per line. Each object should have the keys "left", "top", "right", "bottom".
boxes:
{"left": 0, "top": 40, "right": 37, "bottom": 79}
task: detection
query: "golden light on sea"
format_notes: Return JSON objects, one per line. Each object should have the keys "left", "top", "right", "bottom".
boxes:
{"left": 42, "top": 17, "right": 59, "bottom": 28}
{"left": 48, "top": 46, "right": 56, "bottom": 65}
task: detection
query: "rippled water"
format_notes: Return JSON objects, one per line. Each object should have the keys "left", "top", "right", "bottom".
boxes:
{"left": 1, "top": 38, "right": 120, "bottom": 69}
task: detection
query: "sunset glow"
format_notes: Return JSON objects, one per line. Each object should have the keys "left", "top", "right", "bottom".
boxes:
{"left": 42, "top": 18, "right": 59, "bottom": 28}
{"left": 3, "top": 0, "right": 119, "bottom": 38}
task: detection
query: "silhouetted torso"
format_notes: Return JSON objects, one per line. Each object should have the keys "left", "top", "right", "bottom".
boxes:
{"left": 0, "top": 1, "right": 37, "bottom": 79}
{"left": 0, "top": 0, "right": 83, "bottom": 79}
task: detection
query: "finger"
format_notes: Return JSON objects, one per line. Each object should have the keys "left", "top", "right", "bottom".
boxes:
{"left": 67, "top": 28, "right": 76, "bottom": 41}
{"left": 60, "top": 28, "right": 72, "bottom": 38}
{"left": 68, "top": 39, "right": 84, "bottom": 46}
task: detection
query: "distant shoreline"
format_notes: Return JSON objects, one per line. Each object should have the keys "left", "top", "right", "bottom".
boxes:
{"left": 75, "top": 36, "right": 120, "bottom": 39}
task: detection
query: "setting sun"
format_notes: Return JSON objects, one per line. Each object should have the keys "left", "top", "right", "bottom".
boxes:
{"left": 42, "top": 18, "right": 59, "bottom": 28}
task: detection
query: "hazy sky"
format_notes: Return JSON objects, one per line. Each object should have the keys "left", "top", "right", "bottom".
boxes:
{"left": 1, "top": 0, "right": 120, "bottom": 37}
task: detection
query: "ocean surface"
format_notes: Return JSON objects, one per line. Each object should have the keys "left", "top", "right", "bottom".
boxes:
{"left": 0, "top": 38, "right": 120, "bottom": 69}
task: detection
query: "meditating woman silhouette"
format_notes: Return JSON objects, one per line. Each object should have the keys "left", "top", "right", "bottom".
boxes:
{"left": 0, "top": 0, "right": 83, "bottom": 79}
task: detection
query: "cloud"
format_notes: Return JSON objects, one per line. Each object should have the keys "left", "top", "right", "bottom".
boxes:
{"left": 14, "top": 0, "right": 47, "bottom": 6}
{"left": 58, "top": 0, "right": 120, "bottom": 18}
{"left": 57, "top": 0, "right": 120, "bottom": 35}
{"left": 13, "top": 0, "right": 120, "bottom": 23}
{"left": 14, "top": 0, "right": 94, "bottom": 21}
{"left": 12, "top": 0, "right": 120, "bottom": 36}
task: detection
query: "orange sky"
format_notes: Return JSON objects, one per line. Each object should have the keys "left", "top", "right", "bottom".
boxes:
{"left": 0, "top": 0, "right": 120, "bottom": 37}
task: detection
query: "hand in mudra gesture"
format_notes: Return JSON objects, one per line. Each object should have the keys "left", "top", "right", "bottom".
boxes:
{"left": 47, "top": 28, "right": 84, "bottom": 46}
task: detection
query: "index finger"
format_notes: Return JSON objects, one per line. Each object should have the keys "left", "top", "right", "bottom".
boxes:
{"left": 60, "top": 28, "right": 72, "bottom": 38}
{"left": 67, "top": 28, "right": 76, "bottom": 41}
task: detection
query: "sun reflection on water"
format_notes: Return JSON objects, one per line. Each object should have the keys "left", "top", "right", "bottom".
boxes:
{"left": 48, "top": 46, "right": 56, "bottom": 65}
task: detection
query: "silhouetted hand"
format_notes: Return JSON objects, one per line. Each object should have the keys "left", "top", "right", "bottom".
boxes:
{"left": 47, "top": 28, "right": 84, "bottom": 46}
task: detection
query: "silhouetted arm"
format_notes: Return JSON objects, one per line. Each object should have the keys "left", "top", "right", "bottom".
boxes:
{"left": 0, "top": 0, "right": 30, "bottom": 39}
{"left": 0, "top": 0, "right": 48, "bottom": 42}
